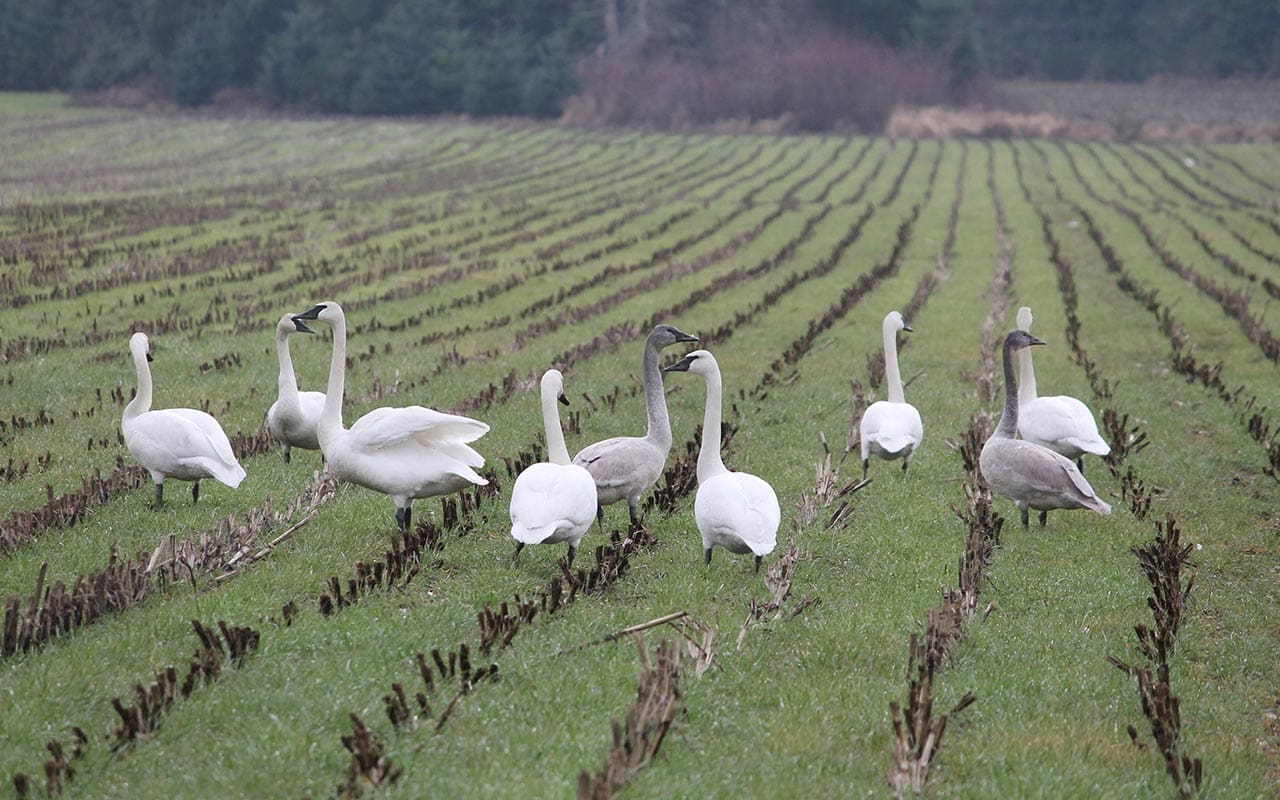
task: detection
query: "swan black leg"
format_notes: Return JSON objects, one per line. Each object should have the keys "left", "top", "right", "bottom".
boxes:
{"left": 901, "top": 460, "right": 909, "bottom": 475}
{"left": 566, "top": 543, "right": 577, "bottom": 566}
{"left": 153, "top": 482, "right": 165, "bottom": 510}
{"left": 596, "top": 505, "right": 605, "bottom": 532}
{"left": 512, "top": 542, "right": 524, "bottom": 563}
{"left": 1076, "top": 457, "right": 1084, "bottom": 474}
{"left": 627, "top": 499, "right": 641, "bottom": 530}
{"left": 283, "top": 447, "right": 292, "bottom": 464}
{"left": 1038, "top": 509, "right": 1048, "bottom": 526}
{"left": 1020, "top": 507, "right": 1029, "bottom": 529}
{"left": 862, "top": 459, "right": 869, "bottom": 480}
{"left": 395, "top": 506, "right": 411, "bottom": 533}
{"left": 191, "top": 481, "right": 200, "bottom": 505}
{"left": 704, "top": 547, "right": 713, "bottom": 566}
{"left": 754, "top": 554, "right": 763, "bottom": 574}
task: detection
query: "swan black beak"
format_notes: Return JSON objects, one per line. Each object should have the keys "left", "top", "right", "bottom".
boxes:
{"left": 295, "top": 304, "right": 325, "bottom": 321}
{"left": 676, "top": 331, "right": 699, "bottom": 344}
{"left": 902, "top": 322, "right": 914, "bottom": 333}
{"left": 664, "top": 354, "right": 697, "bottom": 373}
{"left": 292, "top": 318, "right": 316, "bottom": 334}
{"left": 558, "top": 392, "right": 569, "bottom": 406}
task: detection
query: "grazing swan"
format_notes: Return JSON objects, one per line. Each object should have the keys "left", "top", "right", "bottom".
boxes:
{"left": 572, "top": 323, "right": 698, "bottom": 529}
{"left": 293, "top": 301, "right": 489, "bottom": 533}
{"left": 122, "top": 331, "right": 246, "bottom": 508}
{"left": 509, "top": 369, "right": 598, "bottom": 566}
{"left": 980, "top": 329, "right": 1112, "bottom": 528}
{"left": 267, "top": 313, "right": 325, "bottom": 463}
{"left": 664, "top": 349, "right": 779, "bottom": 572}
{"left": 859, "top": 310, "right": 924, "bottom": 480}
{"left": 1015, "top": 306, "right": 1110, "bottom": 472}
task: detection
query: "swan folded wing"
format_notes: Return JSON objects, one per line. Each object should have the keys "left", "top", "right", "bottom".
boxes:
{"left": 128, "top": 411, "right": 245, "bottom": 486}
{"left": 988, "top": 441, "right": 1100, "bottom": 501}
{"left": 573, "top": 437, "right": 662, "bottom": 489}
{"left": 698, "top": 473, "right": 780, "bottom": 554}
{"left": 348, "top": 406, "right": 490, "bottom": 452}
{"left": 862, "top": 402, "right": 922, "bottom": 454}
{"left": 510, "top": 464, "right": 597, "bottom": 544}
{"left": 1020, "top": 396, "right": 1109, "bottom": 454}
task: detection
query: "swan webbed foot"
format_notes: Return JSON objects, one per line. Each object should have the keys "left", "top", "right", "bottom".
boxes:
{"left": 627, "top": 499, "right": 642, "bottom": 529}
{"left": 754, "top": 554, "right": 763, "bottom": 574}
{"left": 395, "top": 506, "right": 411, "bottom": 534}
{"left": 1019, "top": 507, "right": 1029, "bottom": 529}
{"left": 1038, "top": 509, "right": 1048, "bottom": 526}
{"left": 191, "top": 481, "right": 200, "bottom": 505}
{"left": 703, "top": 547, "right": 712, "bottom": 566}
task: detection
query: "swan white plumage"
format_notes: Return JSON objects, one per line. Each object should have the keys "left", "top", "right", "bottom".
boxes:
{"left": 859, "top": 310, "right": 924, "bottom": 479}
{"left": 1015, "top": 306, "right": 1110, "bottom": 472}
{"left": 509, "top": 369, "right": 598, "bottom": 565}
{"left": 122, "top": 331, "right": 246, "bottom": 508}
{"left": 293, "top": 301, "right": 489, "bottom": 533}
{"left": 572, "top": 323, "right": 698, "bottom": 529}
{"left": 267, "top": 313, "right": 325, "bottom": 463}
{"left": 980, "top": 329, "right": 1111, "bottom": 528}
{"left": 664, "top": 349, "right": 779, "bottom": 572}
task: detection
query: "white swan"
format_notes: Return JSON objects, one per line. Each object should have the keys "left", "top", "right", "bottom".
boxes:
{"left": 980, "top": 329, "right": 1111, "bottom": 528}
{"left": 664, "top": 349, "right": 779, "bottom": 572}
{"left": 267, "top": 313, "right": 326, "bottom": 463}
{"left": 1015, "top": 306, "right": 1110, "bottom": 472}
{"left": 122, "top": 331, "right": 246, "bottom": 508}
{"left": 293, "top": 301, "right": 489, "bottom": 533}
{"left": 509, "top": 369, "right": 598, "bottom": 565}
{"left": 572, "top": 323, "right": 698, "bottom": 529}
{"left": 859, "top": 310, "right": 924, "bottom": 479}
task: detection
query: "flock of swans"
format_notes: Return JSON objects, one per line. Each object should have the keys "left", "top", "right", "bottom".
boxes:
{"left": 121, "top": 300, "right": 1111, "bottom": 576}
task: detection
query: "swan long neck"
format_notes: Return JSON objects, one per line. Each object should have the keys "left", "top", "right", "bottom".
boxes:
{"left": 696, "top": 365, "right": 728, "bottom": 482}
{"left": 276, "top": 329, "right": 300, "bottom": 407}
{"left": 994, "top": 340, "right": 1021, "bottom": 440}
{"left": 124, "top": 345, "right": 152, "bottom": 421}
{"left": 1016, "top": 342, "right": 1038, "bottom": 403}
{"left": 884, "top": 320, "right": 906, "bottom": 403}
{"left": 642, "top": 338, "right": 673, "bottom": 452}
{"left": 542, "top": 386, "right": 571, "bottom": 465}
{"left": 320, "top": 315, "right": 347, "bottom": 437}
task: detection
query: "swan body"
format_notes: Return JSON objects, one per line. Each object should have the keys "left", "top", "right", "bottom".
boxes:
{"left": 980, "top": 329, "right": 1111, "bottom": 528}
{"left": 267, "top": 313, "right": 326, "bottom": 463}
{"left": 572, "top": 323, "right": 699, "bottom": 529}
{"left": 294, "top": 301, "right": 489, "bottom": 533}
{"left": 665, "top": 349, "right": 779, "bottom": 572}
{"left": 1015, "top": 307, "right": 1110, "bottom": 471}
{"left": 509, "top": 369, "right": 598, "bottom": 565}
{"left": 122, "top": 331, "right": 246, "bottom": 508}
{"left": 859, "top": 311, "right": 924, "bottom": 479}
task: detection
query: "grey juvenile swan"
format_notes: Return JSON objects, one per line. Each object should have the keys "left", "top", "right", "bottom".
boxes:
{"left": 572, "top": 323, "right": 698, "bottom": 528}
{"left": 980, "top": 329, "right": 1111, "bottom": 528}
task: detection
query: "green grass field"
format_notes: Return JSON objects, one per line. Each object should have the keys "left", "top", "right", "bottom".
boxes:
{"left": 0, "top": 96, "right": 1277, "bottom": 798}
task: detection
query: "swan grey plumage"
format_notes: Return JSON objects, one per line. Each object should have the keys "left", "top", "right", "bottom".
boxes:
{"left": 509, "top": 369, "right": 598, "bottom": 565}
{"left": 664, "top": 349, "right": 779, "bottom": 572}
{"left": 293, "top": 301, "right": 489, "bottom": 533}
{"left": 572, "top": 323, "right": 698, "bottom": 529}
{"left": 859, "top": 310, "right": 924, "bottom": 479}
{"left": 980, "top": 329, "right": 1112, "bottom": 528}
{"left": 122, "top": 331, "right": 246, "bottom": 508}
{"left": 1015, "top": 306, "right": 1110, "bottom": 473}
{"left": 267, "top": 313, "right": 325, "bottom": 463}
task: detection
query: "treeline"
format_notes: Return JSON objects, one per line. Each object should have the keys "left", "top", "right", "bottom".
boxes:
{"left": 0, "top": 0, "right": 1276, "bottom": 125}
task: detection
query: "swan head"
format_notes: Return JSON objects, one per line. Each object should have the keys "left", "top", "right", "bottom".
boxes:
{"left": 1017, "top": 306, "right": 1033, "bottom": 332}
{"left": 664, "top": 348, "right": 717, "bottom": 377}
{"left": 541, "top": 368, "right": 569, "bottom": 406}
{"left": 1003, "top": 329, "right": 1045, "bottom": 355}
{"left": 130, "top": 331, "right": 153, "bottom": 363}
{"left": 293, "top": 301, "right": 344, "bottom": 328}
{"left": 884, "top": 310, "right": 912, "bottom": 334}
{"left": 648, "top": 324, "right": 699, "bottom": 348}
{"left": 279, "top": 313, "right": 316, "bottom": 336}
